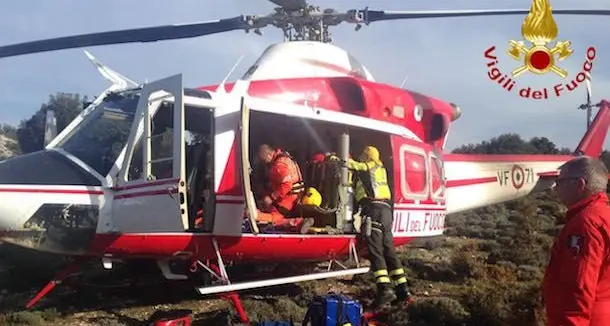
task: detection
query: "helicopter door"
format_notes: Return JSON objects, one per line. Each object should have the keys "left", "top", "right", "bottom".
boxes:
{"left": 112, "top": 74, "right": 189, "bottom": 233}
{"left": 239, "top": 97, "right": 260, "bottom": 234}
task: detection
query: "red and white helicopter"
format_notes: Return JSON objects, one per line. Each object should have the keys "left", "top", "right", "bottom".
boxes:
{"left": 1, "top": 0, "right": 610, "bottom": 322}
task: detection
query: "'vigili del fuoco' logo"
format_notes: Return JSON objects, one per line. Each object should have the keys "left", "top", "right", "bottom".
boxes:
{"left": 484, "top": 0, "right": 595, "bottom": 99}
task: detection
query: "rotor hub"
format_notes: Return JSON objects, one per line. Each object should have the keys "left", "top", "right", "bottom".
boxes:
{"left": 267, "top": 4, "right": 337, "bottom": 43}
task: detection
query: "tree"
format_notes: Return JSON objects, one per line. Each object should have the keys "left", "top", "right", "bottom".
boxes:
{"left": 0, "top": 124, "right": 17, "bottom": 139}
{"left": 452, "top": 134, "right": 573, "bottom": 155}
{"left": 452, "top": 133, "right": 535, "bottom": 154}
{"left": 529, "top": 137, "right": 560, "bottom": 154}
{"left": 16, "top": 93, "right": 85, "bottom": 154}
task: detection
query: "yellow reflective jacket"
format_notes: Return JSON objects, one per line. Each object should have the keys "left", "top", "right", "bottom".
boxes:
{"left": 347, "top": 158, "right": 391, "bottom": 203}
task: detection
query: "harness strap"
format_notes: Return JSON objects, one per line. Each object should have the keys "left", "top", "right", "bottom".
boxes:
{"left": 268, "top": 150, "right": 306, "bottom": 216}
{"left": 273, "top": 150, "right": 306, "bottom": 198}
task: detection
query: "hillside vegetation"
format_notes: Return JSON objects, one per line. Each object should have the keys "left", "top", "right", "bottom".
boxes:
{"left": 0, "top": 93, "right": 608, "bottom": 325}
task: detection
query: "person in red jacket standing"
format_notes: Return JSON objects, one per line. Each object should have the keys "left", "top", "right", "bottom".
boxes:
{"left": 255, "top": 144, "right": 305, "bottom": 228}
{"left": 542, "top": 156, "right": 610, "bottom": 326}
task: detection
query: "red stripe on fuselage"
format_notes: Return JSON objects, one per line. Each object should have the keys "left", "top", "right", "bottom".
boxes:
{"left": 114, "top": 188, "right": 179, "bottom": 200}
{"left": 112, "top": 178, "right": 180, "bottom": 191}
{"left": 0, "top": 188, "right": 103, "bottom": 195}
{"left": 446, "top": 177, "right": 497, "bottom": 188}
{"left": 0, "top": 179, "right": 183, "bottom": 197}
{"left": 538, "top": 171, "right": 559, "bottom": 177}
{"left": 0, "top": 176, "right": 495, "bottom": 197}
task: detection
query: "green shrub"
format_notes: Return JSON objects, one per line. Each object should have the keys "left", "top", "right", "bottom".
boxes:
{"left": 406, "top": 297, "right": 470, "bottom": 326}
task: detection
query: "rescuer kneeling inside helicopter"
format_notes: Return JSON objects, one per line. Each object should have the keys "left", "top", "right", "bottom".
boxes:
{"left": 254, "top": 144, "right": 305, "bottom": 230}
{"left": 348, "top": 146, "right": 412, "bottom": 308}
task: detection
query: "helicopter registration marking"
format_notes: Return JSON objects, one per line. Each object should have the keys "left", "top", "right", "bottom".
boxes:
{"left": 392, "top": 210, "right": 445, "bottom": 237}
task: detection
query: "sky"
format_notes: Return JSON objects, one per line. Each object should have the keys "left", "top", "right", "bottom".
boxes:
{"left": 0, "top": 0, "right": 609, "bottom": 150}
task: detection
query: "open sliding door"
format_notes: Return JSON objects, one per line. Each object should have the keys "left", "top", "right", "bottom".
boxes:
{"left": 210, "top": 80, "right": 256, "bottom": 237}
{"left": 111, "top": 74, "right": 189, "bottom": 233}
{"left": 239, "top": 97, "right": 259, "bottom": 234}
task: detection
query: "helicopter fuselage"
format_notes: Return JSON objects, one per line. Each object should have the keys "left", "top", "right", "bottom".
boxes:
{"left": 0, "top": 69, "right": 573, "bottom": 262}
{"left": 0, "top": 40, "right": 606, "bottom": 314}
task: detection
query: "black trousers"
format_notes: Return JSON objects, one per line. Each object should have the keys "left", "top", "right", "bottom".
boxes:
{"left": 362, "top": 202, "right": 403, "bottom": 280}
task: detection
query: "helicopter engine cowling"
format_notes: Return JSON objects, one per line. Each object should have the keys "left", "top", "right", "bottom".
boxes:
{"left": 450, "top": 102, "right": 462, "bottom": 122}
{"left": 420, "top": 100, "right": 462, "bottom": 149}
{"left": 241, "top": 41, "right": 376, "bottom": 82}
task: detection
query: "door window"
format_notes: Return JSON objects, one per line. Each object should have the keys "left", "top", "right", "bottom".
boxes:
{"left": 399, "top": 145, "right": 429, "bottom": 199}
{"left": 127, "top": 102, "right": 174, "bottom": 181}
{"left": 430, "top": 154, "right": 445, "bottom": 199}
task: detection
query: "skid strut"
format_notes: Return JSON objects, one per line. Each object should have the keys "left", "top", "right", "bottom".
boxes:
{"left": 199, "top": 237, "right": 248, "bottom": 324}
{"left": 26, "top": 257, "right": 90, "bottom": 309}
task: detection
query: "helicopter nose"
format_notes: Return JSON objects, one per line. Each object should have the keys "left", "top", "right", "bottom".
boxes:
{"left": 0, "top": 150, "right": 102, "bottom": 234}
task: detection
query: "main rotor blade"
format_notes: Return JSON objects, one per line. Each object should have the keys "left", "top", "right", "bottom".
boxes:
{"left": 0, "top": 16, "right": 247, "bottom": 59}
{"left": 361, "top": 9, "right": 610, "bottom": 22}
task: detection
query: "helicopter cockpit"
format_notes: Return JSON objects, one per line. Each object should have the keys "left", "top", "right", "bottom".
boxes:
{"left": 51, "top": 88, "right": 212, "bottom": 187}
{"left": 0, "top": 72, "right": 410, "bottom": 255}
{"left": 0, "top": 75, "right": 218, "bottom": 254}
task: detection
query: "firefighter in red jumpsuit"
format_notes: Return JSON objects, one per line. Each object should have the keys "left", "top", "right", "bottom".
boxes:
{"left": 542, "top": 156, "right": 610, "bottom": 326}
{"left": 255, "top": 144, "right": 305, "bottom": 228}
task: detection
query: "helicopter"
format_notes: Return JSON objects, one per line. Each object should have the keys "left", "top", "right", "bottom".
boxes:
{"left": 1, "top": 0, "right": 610, "bottom": 323}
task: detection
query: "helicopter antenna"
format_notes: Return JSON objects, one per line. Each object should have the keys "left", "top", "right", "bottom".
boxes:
{"left": 399, "top": 75, "right": 409, "bottom": 88}
{"left": 586, "top": 72, "right": 593, "bottom": 129}
{"left": 217, "top": 54, "right": 245, "bottom": 95}
{"left": 578, "top": 71, "right": 594, "bottom": 130}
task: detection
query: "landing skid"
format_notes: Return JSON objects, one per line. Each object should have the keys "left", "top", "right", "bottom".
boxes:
{"left": 190, "top": 238, "right": 368, "bottom": 323}
{"left": 25, "top": 239, "right": 368, "bottom": 324}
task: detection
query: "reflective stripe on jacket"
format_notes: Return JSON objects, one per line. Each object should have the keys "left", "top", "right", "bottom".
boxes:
{"left": 347, "top": 158, "right": 391, "bottom": 203}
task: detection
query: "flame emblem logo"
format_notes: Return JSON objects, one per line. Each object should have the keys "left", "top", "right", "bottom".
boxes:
{"left": 507, "top": 0, "right": 573, "bottom": 78}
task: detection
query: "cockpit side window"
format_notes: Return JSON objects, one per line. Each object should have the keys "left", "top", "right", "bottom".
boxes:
{"left": 56, "top": 92, "right": 138, "bottom": 178}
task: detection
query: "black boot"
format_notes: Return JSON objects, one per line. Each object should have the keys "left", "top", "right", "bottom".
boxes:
{"left": 372, "top": 283, "right": 396, "bottom": 309}
{"left": 392, "top": 283, "right": 413, "bottom": 305}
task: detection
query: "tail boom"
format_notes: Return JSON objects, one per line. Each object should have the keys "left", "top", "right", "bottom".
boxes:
{"left": 442, "top": 99, "right": 610, "bottom": 214}
{"left": 443, "top": 154, "right": 573, "bottom": 214}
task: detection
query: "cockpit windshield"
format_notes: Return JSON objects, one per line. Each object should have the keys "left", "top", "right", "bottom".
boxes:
{"left": 55, "top": 90, "right": 140, "bottom": 178}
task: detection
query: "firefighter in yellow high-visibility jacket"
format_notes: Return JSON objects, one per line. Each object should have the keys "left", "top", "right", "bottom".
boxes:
{"left": 347, "top": 146, "right": 412, "bottom": 309}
